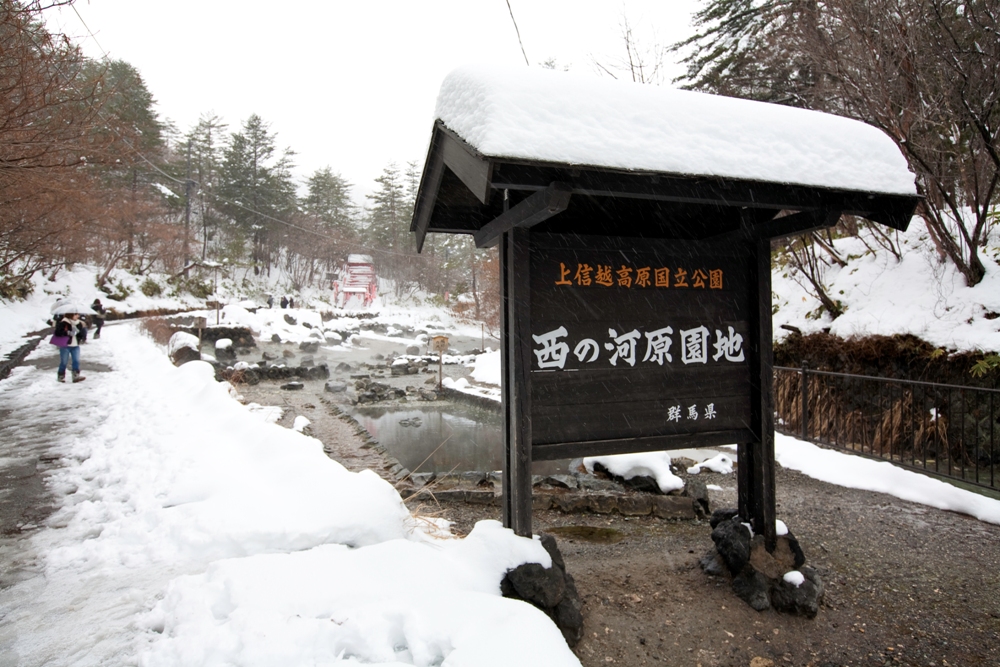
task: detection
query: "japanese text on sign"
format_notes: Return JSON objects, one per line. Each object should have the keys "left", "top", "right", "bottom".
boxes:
{"left": 532, "top": 325, "right": 745, "bottom": 370}
{"left": 555, "top": 262, "right": 724, "bottom": 289}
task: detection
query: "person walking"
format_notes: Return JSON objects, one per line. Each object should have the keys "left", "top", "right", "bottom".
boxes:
{"left": 90, "top": 298, "right": 105, "bottom": 339}
{"left": 54, "top": 313, "right": 87, "bottom": 383}
{"left": 280, "top": 296, "right": 288, "bottom": 309}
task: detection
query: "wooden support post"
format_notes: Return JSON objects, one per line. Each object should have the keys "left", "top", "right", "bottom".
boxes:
{"left": 738, "top": 218, "right": 776, "bottom": 551}
{"left": 501, "top": 227, "right": 533, "bottom": 537}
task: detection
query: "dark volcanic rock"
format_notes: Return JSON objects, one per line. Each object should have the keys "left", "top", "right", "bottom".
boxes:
{"left": 271, "top": 333, "right": 282, "bottom": 343}
{"left": 590, "top": 462, "right": 662, "bottom": 494}
{"left": 499, "top": 534, "right": 583, "bottom": 647}
{"left": 280, "top": 381, "right": 304, "bottom": 390}
{"left": 732, "top": 567, "right": 772, "bottom": 611}
{"left": 283, "top": 314, "right": 297, "bottom": 325}
{"left": 684, "top": 478, "right": 710, "bottom": 516}
{"left": 711, "top": 517, "right": 753, "bottom": 575}
{"left": 705, "top": 508, "right": 821, "bottom": 618}
{"left": 710, "top": 507, "right": 740, "bottom": 528}
{"left": 699, "top": 549, "right": 727, "bottom": 577}
{"left": 505, "top": 562, "right": 565, "bottom": 609}
{"left": 771, "top": 567, "right": 823, "bottom": 618}
{"left": 169, "top": 345, "right": 201, "bottom": 367}
{"left": 299, "top": 341, "right": 320, "bottom": 353}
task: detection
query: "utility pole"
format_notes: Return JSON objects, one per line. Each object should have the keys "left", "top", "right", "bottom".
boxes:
{"left": 183, "top": 140, "right": 193, "bottom": 277}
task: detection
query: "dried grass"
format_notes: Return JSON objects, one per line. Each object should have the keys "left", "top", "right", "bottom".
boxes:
{"left": 775, "top": 370, "right": 952, "bottom": 463}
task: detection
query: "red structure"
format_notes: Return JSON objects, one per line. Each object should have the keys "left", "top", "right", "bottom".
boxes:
{"left": 333, "top": 254, "right": 377, "bottom": 307}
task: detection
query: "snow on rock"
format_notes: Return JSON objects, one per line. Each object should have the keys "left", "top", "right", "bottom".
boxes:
{"left": 443, "top": 376, "right": 470, "bottom": 390}
{"left": 292, "top": 415, "right": 311, "bottom": 432}
{"left": 776, "top": 520, "right": 789, "bottom": 536}
{"left": 686, "top": 452, "right": 734, "bottom": 475}
{"left": 471, "top": 348, "right": 502, "bottom": 386}
{"left": 214, "top": 337, "right": 232, "bottom": 350}
{"left": 246, "top": 403, "right": 283, "bottom": 424}
{"left": 584, "top": 451, "right": 684, "bottom": 494}
{"left": 783, "top": 570, "right": 805, "bottom": 587}
{"left": 435, "top": 65, "right": 915, "bottom": 196}
{"left": 167, "top": 331, "right": 199, "bottom": 356}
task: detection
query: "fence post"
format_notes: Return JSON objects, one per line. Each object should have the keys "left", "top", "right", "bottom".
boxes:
{"left": 801, "top": 361, "right": 809, "bottom": 441}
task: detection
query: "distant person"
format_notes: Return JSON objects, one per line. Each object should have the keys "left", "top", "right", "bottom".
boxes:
{"left": 267, "top": 295, "right": 274, "bottom": 308}
{"left": 90, "top": 299, "right": 105, "bottom": 339}
{"left": 280, "top": 296, "right": 288, "bottom": 309}
{"left": 53, "top": 313, "right": 87, "bottom": 383}
{"left": 288, "top": 297, "right": 295, "bottom": 309}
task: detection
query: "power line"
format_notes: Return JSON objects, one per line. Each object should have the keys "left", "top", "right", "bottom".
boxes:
{"left": 505, "top": 0, "right": 530, "bottom": 66}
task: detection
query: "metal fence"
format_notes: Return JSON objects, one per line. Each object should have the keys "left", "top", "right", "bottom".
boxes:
{"left": 774, "top": 365, "right": 1000, "bottom": 491}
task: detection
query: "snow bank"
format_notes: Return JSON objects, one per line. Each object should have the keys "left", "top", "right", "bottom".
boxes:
{"left": 774, "top": 434, "right": 1000, "bottom": 525}
{"left": 436, "top": 65, "right": 915, "bottom": 196}
{"left": 12, "top": 324, "right": 575, "bottom": 665}
{"left": 141, "top": 522, "right": 570, "bottom": 667}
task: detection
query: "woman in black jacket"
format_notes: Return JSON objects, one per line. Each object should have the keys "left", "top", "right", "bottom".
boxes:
{"left": 54, "top": 313, "right": 87, "bottom": 383}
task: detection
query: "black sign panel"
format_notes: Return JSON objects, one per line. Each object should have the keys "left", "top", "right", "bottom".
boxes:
{"left": 528, "top": 233, "right": 752, "bottom": 458}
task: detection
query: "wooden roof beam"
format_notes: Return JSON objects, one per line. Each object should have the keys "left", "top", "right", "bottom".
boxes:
{"left": 474, "top": 182, "right": 572, "bottom": 248}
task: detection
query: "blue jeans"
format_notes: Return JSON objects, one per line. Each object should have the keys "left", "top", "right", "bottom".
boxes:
{"left": 58, "top": 346, "right": 80, "bottom": 374}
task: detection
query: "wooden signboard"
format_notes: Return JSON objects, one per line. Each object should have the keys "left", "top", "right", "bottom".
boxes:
{"left": 431, "top": 335, "right": 450, "bottom": 353}
{"left": 410, "top": 109, "right": 918, "bottom": 553}
{"left": 501, "top": 227, "right": 775, "bottom": 542}
{"left": 528, "top": 233, "right": 753, "bottom": 460}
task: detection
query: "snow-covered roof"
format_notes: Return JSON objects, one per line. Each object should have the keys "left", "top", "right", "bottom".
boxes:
{"left": 435, "top": 65, "right": 916, "bottom": 197}
{"left": 347, "top": 254, "right": 373, "bottom": 264}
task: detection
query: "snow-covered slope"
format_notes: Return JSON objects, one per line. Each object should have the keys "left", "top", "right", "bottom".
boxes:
{"left": 772, "top": 221, "right": 1000, "bottom": 353}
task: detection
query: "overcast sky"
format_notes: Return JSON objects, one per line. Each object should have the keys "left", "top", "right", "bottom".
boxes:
{"left": 50, "top": 1, "right": 699, "bottom": 200}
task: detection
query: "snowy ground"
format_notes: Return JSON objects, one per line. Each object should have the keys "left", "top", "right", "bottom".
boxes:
{"left": 0, "top": 323, "right": 577, "bottom": 666}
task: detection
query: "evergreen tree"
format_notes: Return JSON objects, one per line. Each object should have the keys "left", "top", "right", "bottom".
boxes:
{"left": 303, "top": 167, "right": 355, "bottom": 232}
{"left": 217, "top": 114, "right": 296, "bottom": 270}
{"left": 365, "top": 162, "right": 407, "bottom": 251}
{"left": 671, "top": 0, "right": 822, "bottom": 107}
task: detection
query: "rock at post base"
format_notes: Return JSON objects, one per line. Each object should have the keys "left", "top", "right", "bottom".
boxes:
{"left": 500, "top": 534, "right": 583, "bottom": 647}
{"left": 711, "top": 516, "right": 752, "bottom": 575}
{"left": 704, "top": 508, "right": 823, "bottom": 618}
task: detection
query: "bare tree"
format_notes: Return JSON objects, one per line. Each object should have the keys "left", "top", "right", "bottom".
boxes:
{"left": 805, "top": 0, "right": 1000, "bottom": 287}
{"left": 674, "top": 0, "right": 1000, "bottom": 287}
{"left": 594, "top": 13, "right": 668, "bottom": 84}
